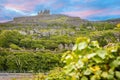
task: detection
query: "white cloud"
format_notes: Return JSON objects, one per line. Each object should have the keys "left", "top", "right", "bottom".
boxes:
{"left": 5, "top": 6, "right": 26, "bottom": 15}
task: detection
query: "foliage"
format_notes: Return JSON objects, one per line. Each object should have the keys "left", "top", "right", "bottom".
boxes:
{"left": 92, "top": 22, "right": 115, "bottom": 31}
{"left": 116, "top": 23, "right": 120, "bottom": 28}
{"left": 33, "top": 52, "right": 63, "bottom": 72}
{"left": 0, "top": 30, "right": 23, "bottom": 47}
{"left": 0, "top": 49, "right": 63, "bottom": 72}
{"left": 45, "top": 67, "right": 66, "bottom": 80}
{"left": 89, "top": 30, "right": 120, "bottom": 46}
{"left": 9, "top": 43, "right": 22, "bottom": 50}
{"left": 34, "top": 67, "right": 66, "bottom": 80}
{"left": 61, "top": 37, "right": 120, "bottom": 80}
{"left": 6, "top": 52, "right": 36, "bottom": 72}
{"left": 19, "top": 38, "right": 32, "bottom": 48}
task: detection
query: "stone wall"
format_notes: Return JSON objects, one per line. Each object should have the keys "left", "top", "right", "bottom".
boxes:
{"left": 38, "top": 9, "right": 50, "bottom": 15}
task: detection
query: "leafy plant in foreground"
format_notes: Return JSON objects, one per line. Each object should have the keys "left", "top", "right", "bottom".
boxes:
{"left": 62, "top": 37, "right": 120, "bottom": 80}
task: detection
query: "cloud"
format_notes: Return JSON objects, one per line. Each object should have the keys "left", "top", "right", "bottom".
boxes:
{"left": 0, "top": 19, "right": 11, "bottom": 23}
{"left": 86, "top": 10, "right": 120, "bottom": 21}
{"left": 105, "top": 11, "right": 120, "bottom": 15}
{"left": 0, "top": 6, "right": 27, "bottom": 23}
{"left": 0, "top": 0, "right": 58, "bottom": 22}
{"left": 0, "top": 0, "right": 120, "bottom": 22}
{"left": 3, "top": 0, "right": 55, "bottom": 12}
{"left": 5, "top": 7, "right": 26, "bottom": 15}
{"left": 62, "top": 9, "right": 105, "bottom": 18}
{"left": 62, "top": 6, "right": 120, "bottom": 20}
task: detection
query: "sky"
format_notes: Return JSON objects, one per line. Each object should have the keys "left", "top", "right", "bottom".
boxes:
{"left": 0, "top": 0, "right": 120, "bottom": 22}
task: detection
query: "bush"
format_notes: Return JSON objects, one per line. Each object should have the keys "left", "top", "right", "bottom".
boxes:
{"left": 0, "top": 30, "right": 23, "bottom": 47}
{"left": 34, "top": 67, "right": 66, "bottom": 80}
{"left": 90, "top": 30, "right": 119, "bottom": 46}
{"left": 6, "top": 52, "right": 36, "bottom": 72}
{"left": 9, "top": 44, "right": 22, "bottom": 50}
{"left": 0, "top": 50, "right": 63, "bottom": 72}
{"left": 33, "top": 52, "right": 63, "bottom": 72}
{"left": 61, "top": 37, "right": 120, "bottom": 80}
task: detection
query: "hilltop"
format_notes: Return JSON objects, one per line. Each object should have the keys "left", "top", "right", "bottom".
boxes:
{"left": 0, "top": 10, "right": 119, "bottom": 51}
{"left": 1, "top": 10, "right": 120, "bottom": 30}
{"left": 6, "top": 10, "right": 87, "bottom": 28}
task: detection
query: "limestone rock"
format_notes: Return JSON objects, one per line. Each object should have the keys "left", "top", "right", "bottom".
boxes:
{"left": 58, "top": 44, "right": 64, "bottom": 50}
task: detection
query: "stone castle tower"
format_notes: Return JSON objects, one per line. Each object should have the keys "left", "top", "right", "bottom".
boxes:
{"left": 38, "top": 9, "right": 50, "bottom": 16}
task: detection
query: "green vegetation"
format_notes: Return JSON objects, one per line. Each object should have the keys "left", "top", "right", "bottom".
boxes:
{"left": 0, "top": 30, "right": 23, "bottom": 47}
{"left": 61, "top": 37, "right": 120, "bottom": 80}
{"left": 0, "top": 17, "right": 120, "bottom": 80}
{"left": 116, "top": 23, "right": 120, "bottom": 28}
{"left": 35, "top": 37, "right": 120, "bottom": 80}
{"left": 0, "top": 48, "right": 62, "bottom": 72}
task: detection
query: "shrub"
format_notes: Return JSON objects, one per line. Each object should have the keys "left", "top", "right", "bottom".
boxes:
{"left": 33, "top": 52, "right": 63, "bottom": 72}
{"left": 0, "top": 30, "right": 23, "bottom": 47}
{"left": 34, "top": 67, "right": 66, "bottom": 80}
{"left": 61, "top": 37, "right": 120, "bottom": 80}
{"left": 0, "top": 48, "right": 63, "bottom": 72}
{"left": 9, "top": 44, "right": 22, "bottom": 50}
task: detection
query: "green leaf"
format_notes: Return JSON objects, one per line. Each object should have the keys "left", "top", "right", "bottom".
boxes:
{"left": 107, "top": 74, "right": 114, "bottom": 80}
{"left": 86, "top": 53, "right": 97, "bottom": 59}
{"left": 75, "top": 60, "right": 84, "bottom": 68}
{"left": 117, "top": 57, "right": 120, "bottom": 60}
{"left": 101, "top": 72, "right": 108, "bottom": 78}
{"left": 81, "top": 76, "right": 88, "bottom": 80}
{"left": 84, "top": 69, "right": 92, "bottom": 75}
{"left": 108, "top": 54, "right": 115, "bottom": 59}
{"left": 92, "top": 56, "right": 103, "bottom": 63}
{"left": 90, "top": 41, "right": 99, "bottom": 48}
{"left": 88, "top": 63, "right": 95, "bottom": 67}
{"left": 90, "top": 75, "right": 96, "bottom": 80}
{"left": 95, "top": 70, "right": 102, "bottom": 75}
{"left": 72, "top": 44, "right": 77, "bottom": 51}
{"left": 76, "top": 37, "right": 90, "bottom": 44}
{"left": 64, "top": 63, "right": 75, "bottom": 74}
{"left": 97, "top": 50, "right": 107, "bottom": 59}
{"left": 61, "top": 51, "right": 70, "bottom": 61}
{"left": 110, "top": 46, "right": 118, "bottom": 52}
{"left": 106, "top": 45, "right": 118, "bottom": 53}
{"left": 115, "top": 71, "right": 120, "bottom": 79}
{"left": 78, "top": 42, "right": 88, "bottom": 51}
{"left": 108, "top": 69, "right": 114, "bottom": 75}
{"left": 110, "top": 60, "right": 120, "bottom": 68}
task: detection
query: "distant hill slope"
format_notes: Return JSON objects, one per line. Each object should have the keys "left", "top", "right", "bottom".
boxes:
{"left": 0, "top": 10, "right": 119, "bottom": 31}
{"left": 8, "top": 14, "right": 88, "bottom": 27}
{"left": 0, "top": 11, "right": 119, "bottom": 53}
{"left": 105, "top": 18, "right": 120, "bottom": 24}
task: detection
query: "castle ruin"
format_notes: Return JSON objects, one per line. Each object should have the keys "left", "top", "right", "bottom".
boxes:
{"left": 38, "top": 9, "right": 50, "bottom": 15}
{"left": 13, "top": 9, "right": 51, "bottom": 23}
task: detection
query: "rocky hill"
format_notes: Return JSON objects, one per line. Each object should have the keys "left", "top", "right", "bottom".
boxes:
{"left": 7, "top": 10, "right": 88, "bottom": 28}
{"left": 0, "top": 10, "right": 119, "bottom": 52}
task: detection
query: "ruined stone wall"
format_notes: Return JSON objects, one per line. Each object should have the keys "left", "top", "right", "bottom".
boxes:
{"left": 13, "top": 14, "right": 67, "bottom": 23}
{"left": 38, "top": 9, "right": 50, "bottom": 16}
